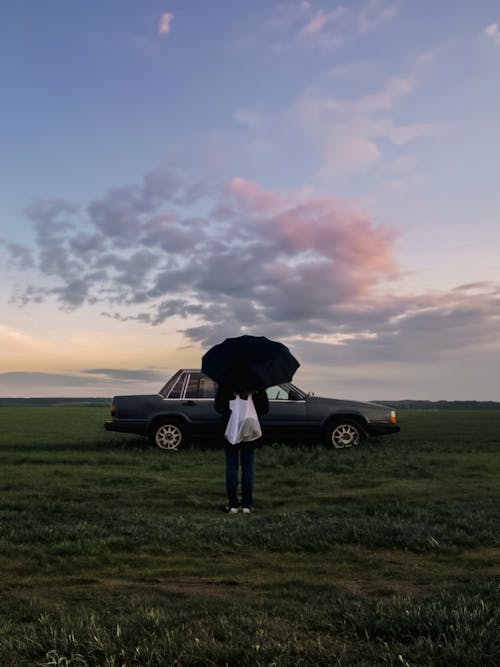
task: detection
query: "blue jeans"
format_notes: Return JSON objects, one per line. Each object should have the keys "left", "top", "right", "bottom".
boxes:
{"left": 225, "top": 445, "right": 255, "bottom": 508}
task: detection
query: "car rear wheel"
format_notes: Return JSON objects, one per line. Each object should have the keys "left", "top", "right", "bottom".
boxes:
{"left": 326, "top": 420, "right": 364, "bottom": 449}
{"left": 152, "top": 422, "right": 186, "bottom": 451}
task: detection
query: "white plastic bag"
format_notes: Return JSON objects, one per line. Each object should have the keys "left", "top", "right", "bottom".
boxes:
{"left": 225, "top": 394, "right": 262, "bottom": 445}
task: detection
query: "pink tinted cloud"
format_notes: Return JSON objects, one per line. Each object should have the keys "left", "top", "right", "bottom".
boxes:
{"left": 159, "top": 12, "right": 174, "bottom": 35}
{"left": 304, "top": 10, "right": 328, "bottom": 35}
{"left": 15, "top": 169, "right": 500, "bottom": 369}
{"left": 17, "top": 172, "right": 402, "bottom": 339}
{"left": 225, "top": 177, "right": 282, "bottom": 213}
{"left": 262, "top": 2, "right": 396, "bottom": 52}
{"left": 484, "top": 23, "right": 500, "bottom": 44}
{"left": 222, "top": 178, "right": 399, "bottom": 293}
{"left": 274, "top": 197, "right": 397, "bottom": 277}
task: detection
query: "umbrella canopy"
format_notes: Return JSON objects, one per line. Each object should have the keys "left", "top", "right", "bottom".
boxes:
{"left": 201, "top": 335, "right": 300, "bottom": 390}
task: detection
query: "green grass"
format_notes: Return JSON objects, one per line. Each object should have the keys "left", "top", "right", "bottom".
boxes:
{"left": 0, "top": 407, "right": 499, "bottom": 665}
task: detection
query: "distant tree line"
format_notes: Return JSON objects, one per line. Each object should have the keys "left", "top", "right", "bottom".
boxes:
{"left": 1, "top": 397, "right": 499, "bottom": 410}
{"left": 375, "top": 400, "right": 500, "bottom": 410}
{"left": 0, "top": 398, "right": 110, "bottom": 407}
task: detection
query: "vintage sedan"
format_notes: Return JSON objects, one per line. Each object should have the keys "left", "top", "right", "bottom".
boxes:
{"left": 104, "top": 369, "right": 400, "bottom": 451}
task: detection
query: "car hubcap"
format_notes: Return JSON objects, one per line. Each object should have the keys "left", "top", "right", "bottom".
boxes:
{"left": 331, "top": 424, "right": 360, "bottom": 448}
{"left": 156, "top": 424, "right": 182, "bottom": 450}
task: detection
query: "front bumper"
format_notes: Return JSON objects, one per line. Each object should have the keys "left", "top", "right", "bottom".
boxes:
{"left": 366, "top": 423, "right": 400, "bottom": 436}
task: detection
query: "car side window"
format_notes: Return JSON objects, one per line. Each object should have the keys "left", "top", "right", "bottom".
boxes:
{"left": 185, "top": 374, "right": 217, "bottom": 399}
{"left": 266, "top": 385, "right": 304, "bottom": 400}
{"left": 266, "top": 386, "right": 290, "bottom": 400}
{"left": 184, "top": 375, "right": 198, "bottom": 398}
{"left": 199, "top": 376, "right": 217, "bottom": 398}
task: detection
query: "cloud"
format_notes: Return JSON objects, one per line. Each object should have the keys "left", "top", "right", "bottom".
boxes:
{"left": 222, "top": 52, "right": 437, "bottom": 184}
{"left": 260, "top": 0, "right": 399, "bottom": 52}
{"left": 233, "top": 109, "right": 263, "bottom": 130}
{"left": 358, "top": 0, "right": 401, "bottom": 34}
{"left": 0, "top": 324, "right": 49, "bottom": 355}
{"left": 484, "top": 23, "right": 500, "bottom": 44}
{"left": 0, "top": 240, "right": 34, "bottom": 270}
{"left": 83, "top": 368, "right": 166, "bottom": 382}
{"left": 264, "top": 3, "right": 347, "bottom": 51}
{"left": 159, "top": 12, "right": 174, "bottom": 36}
{"left": 303, "top": 9, "right": 329, "bottom": 35}
{"left": 7, "top": 165, "right": 500, "bottom": 376}
{"left": 10, "top": 170, "right": 400, "bottom": 338}
{"left": 0, "top": 368, "right": 168, "bottom": 397}
{"left": 288, "top": 283, "right": 500, "bottom": 371}
{"left": 297, "top": 54, "right": 437, "bottom": 175}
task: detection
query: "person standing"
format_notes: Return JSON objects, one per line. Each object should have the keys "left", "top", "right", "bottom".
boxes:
{"left": 215, "top": 383, "right": 269, "bottom": 514}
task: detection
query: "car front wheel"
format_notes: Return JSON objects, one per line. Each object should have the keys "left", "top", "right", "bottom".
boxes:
{"left": 152, "top": 422, "right": 186, "bottom": 451}
{"left": 326, "top": 420, "right": 364, "bottom": 449}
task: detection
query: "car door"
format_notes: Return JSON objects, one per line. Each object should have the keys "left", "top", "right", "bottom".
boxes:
{"left": 260, "top": 384, "right": 308, "bottom": 441}
{"left": 180, "top": 372, "right": 222, "bottom": 436}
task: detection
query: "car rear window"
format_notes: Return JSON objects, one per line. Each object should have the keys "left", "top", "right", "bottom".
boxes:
{"left": 165, "top": 374, "right": 187, "bottom": 398}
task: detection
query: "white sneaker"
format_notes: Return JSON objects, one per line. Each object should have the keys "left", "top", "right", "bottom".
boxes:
{"left": 241, "top": 507, "right": 253, "bottom": 514}
{"left": 225, "top": 506, "right": 239, "bottom": 514}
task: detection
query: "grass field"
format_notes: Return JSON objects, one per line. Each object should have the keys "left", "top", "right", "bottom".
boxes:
{"left": 0, "top": 407, "right": 499, "bottom": 666}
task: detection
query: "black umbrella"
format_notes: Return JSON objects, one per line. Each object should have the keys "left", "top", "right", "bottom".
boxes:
{"left": 201, "top": 335, "right": 300, "bottom": 389}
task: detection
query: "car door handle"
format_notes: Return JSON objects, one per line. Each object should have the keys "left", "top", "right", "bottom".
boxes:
{"left": 183, "top": 400, "right": 196, "bottom": 406}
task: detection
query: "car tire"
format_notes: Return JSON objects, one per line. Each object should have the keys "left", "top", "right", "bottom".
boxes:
{"left": 325, "top": 420, "right": 365, "bottom": 449}
{"left": 151, "top": 421, "right": 187, "bottom": 451}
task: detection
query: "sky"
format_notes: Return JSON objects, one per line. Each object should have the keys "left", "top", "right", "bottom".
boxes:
{"left": 1, "top": 0, "right": 499, "bottom": 400}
